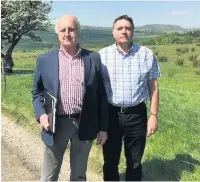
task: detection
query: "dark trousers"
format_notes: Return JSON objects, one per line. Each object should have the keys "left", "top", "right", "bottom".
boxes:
{"left": 103, "top": 102, "right": 147, "bottom": 181}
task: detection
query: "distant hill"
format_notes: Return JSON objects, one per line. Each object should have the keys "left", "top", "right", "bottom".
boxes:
{"left": 81, "top": 25, "right": 112, "bottom": 31}
{"left": 15, "top": 24, "right": 190, "bottom": 50}
{"left": 81, "top": 24, "right": 189, "bottom": 33}
{"left": 135, "top": 24, "right": 188, "bottom": 33}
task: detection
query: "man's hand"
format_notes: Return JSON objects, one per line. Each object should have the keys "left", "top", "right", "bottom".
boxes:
{"left": 147, "top": 115, "right": 158, "bottom": 137}
{"left": 97, "top": 131, "right": 108, "bottom": 146}
{"left": 39, "top": 114, "right": 50, "bottom": 131}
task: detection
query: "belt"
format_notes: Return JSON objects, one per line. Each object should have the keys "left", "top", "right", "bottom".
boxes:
{"left": 57, "top": 113, "right": 80, "bottom": 119}
{"left": 109, "top": 102, "right": 146, "bottom": 114}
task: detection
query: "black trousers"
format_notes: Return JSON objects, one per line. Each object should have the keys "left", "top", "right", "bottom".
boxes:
{"left": 103, "top": 102, "right": 147, "bottom": 181}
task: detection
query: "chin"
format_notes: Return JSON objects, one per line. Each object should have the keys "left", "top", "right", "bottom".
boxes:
{"left": 62, "top": 42, "right": 73, "bottom": 46}
{"left": 119, "top": 41, "right": 129, "bottom": 44}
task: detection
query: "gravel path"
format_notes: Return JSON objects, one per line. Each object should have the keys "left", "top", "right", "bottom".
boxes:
{"left": 1, "top": 115, "right": 102, "bottom": 181}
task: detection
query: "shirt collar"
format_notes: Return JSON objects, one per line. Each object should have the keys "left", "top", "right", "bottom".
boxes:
{"left": 113, "top": 42, "right": 138, "bottom": 55}
{"left": 59, "top": 44, "right": 82, "bottom": 58}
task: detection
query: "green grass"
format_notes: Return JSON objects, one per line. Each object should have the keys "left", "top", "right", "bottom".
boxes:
{"left": 1, "top": 44, "right": 200, "bottom": 180}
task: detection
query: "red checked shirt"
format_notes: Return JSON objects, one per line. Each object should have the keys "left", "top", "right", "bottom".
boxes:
{"left": 57, "top": 46, "right": 84, "bottom": 115}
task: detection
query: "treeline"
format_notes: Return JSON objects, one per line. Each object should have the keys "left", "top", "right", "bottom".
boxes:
{"left": 140, "top": 30, "right": 200, "bottom": 45}
{"left": 184, "top": 29, "right": 200, "bottom": 37}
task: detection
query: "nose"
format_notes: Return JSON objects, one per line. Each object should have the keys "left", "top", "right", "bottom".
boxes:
{"left": 122, "top": 28, "right": 126, "bottom": 33}
{"left": 64, "top": 29, "right": 70, "bottom": 36}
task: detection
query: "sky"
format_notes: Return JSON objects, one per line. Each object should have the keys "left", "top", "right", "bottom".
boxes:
{"left": 49, "top": 1, "right": 200, "bottom": 28}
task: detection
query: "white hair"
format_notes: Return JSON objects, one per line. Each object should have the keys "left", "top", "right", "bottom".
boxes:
{"left": 55, "top": 16, "right": 81, "bottom": 35}
{"left": 55, "top": 19, "right": 59, "bottom": 34}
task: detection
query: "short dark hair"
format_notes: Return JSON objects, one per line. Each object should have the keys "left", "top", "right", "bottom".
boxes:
{"left": 113, "top": 15, "right": 134, "bottom": 30}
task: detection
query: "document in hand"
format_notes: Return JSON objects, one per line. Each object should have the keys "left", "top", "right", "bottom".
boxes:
{"left": 44, "top": 91, "right": 57, "bottom": 133}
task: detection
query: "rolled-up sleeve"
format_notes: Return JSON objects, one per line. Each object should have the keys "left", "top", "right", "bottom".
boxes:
{"left": 148, "top": 55, "right": 161, "bottom": 80}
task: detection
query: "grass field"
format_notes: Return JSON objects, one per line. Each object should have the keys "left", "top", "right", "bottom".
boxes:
{"left": 1, "top": 44, "right": 200, "bottom": 180}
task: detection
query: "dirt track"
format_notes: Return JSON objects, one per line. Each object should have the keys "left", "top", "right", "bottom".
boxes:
{"left": 1, "top": 115, "right": 102, "bottom": 181}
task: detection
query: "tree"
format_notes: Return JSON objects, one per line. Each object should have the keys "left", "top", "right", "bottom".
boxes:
{"left": 140, "top": 38, "right": 155, "bottom": 45}
{"left": 1, "top": 1, "right": 52, "bottom": 73}
{"left": 185, "top": 29, "right": 200, "bottom": 37}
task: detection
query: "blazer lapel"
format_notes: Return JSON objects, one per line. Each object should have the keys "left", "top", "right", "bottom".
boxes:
{"left": 81, "top": 50, "right": 91, "bottom": 87}
{"left": 50, "top": 48, "right": 59, "bottom": 98}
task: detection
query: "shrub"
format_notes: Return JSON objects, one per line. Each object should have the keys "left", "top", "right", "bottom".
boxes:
{"left": 196, "top": 43, "right": 200, "bottom": 46}
{"left": 194, "top": 68, "right": 200, "bottom": 75}
{"left": 20, "top": 49, "right": 27, "bottom": 52}
{"left": 193, "top": 58, "right": 200, "bottom": 68}
{"left": 154, "top": 52, "right": 159, "bottom": 56}
{"left": 176, "top": 47, "right": 189, "bottom": 54}
{"left": 176, "top": 48, "right": 181, "bottom": 52}
{"left": 183, "top": 47, "right": 189, "bottom": 53}
{"left": 188, "top": 55, "right": 198, "bottom": 62}
{"left": 177, "top": 52, "right": 182, "bottom": 56}
{"left": 158, "top": 55, "right": 168, "bottom": 62}
{"left": 175, "top": 58, "right": 184, "bottom": 66}
{"left": 181, "top": 47, "right": 189, "bottom": 53}
{"left": 191, "top": 47, "right": 195, "bottom": 52}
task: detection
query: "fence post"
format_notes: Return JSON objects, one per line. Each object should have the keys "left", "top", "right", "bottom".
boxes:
{"left": 1, "top": 58, "right": 7, "bottom": 92}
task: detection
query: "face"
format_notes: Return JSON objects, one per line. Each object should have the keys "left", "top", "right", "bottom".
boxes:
{"left": 113, "top": 19, "right": 133, "bottom": 45}
{"left": 57, "top": 15, "right": 79, "bottom": 47}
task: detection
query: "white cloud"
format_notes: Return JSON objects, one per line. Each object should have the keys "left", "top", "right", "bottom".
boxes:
{"left": 171, "top": 10, "right": 192, "bottom": 16}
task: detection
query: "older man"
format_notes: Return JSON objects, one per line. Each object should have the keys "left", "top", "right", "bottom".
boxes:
{"left": 32, "top": 15, "right": 108, "bottom": 181}
{"left": 99, "top": 15, "right": 161, "bottom": 181}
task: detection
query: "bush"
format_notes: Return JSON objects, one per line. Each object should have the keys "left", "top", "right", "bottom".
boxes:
{"left": 158, "top": 55, "right": 168, "bottom": 62}
{"left": 191, "top": 47, "right": 195, "bottom": 52}
{"left": 196, "top": 43, "right": 200, "bottom": 46}
{"left": 175, "top": 58, "right": 184, "bottom": 66}
{"left": 176, "top": 47, "right": 189, "bottom": 54}
{"left": 140, "top": 39, "right": 156, "bottom": 45}
{"left": 193, "top": 58, "right": 200, "bottom": 68}
{"left": 181, "top": 47, "right": 189, "bottom": 53}
{"left": 188, "top": 55, "right": 198, "bottom": 62}
{"left": 176, "top": 48, "right": 181, "bottom": 52}
{"left": 154, "top": 52, "right": 159, "bottom": 56}
{"left": 20, "top": 49, "right": 27, "bottom": 52}
{"left": 194, "top": 68, "right": 200, "bottom": 75}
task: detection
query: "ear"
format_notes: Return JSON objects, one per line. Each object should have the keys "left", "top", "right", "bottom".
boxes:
{"left": 112, "top": 29, "right": 114, "bottom": 35}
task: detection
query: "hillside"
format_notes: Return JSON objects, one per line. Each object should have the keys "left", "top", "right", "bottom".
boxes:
{"left": 15, "top": 24, "right": 190, "bottom": 50}
{"left": 135, "top": 24, "right": 188, "bottom": 33}
{"left": 81, "top": 24, "right": 189, "bottom": 33}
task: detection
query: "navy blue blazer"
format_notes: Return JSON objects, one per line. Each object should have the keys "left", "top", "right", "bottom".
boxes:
{"left": 32, "top": 47, "right": 109, "bottom": 141}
